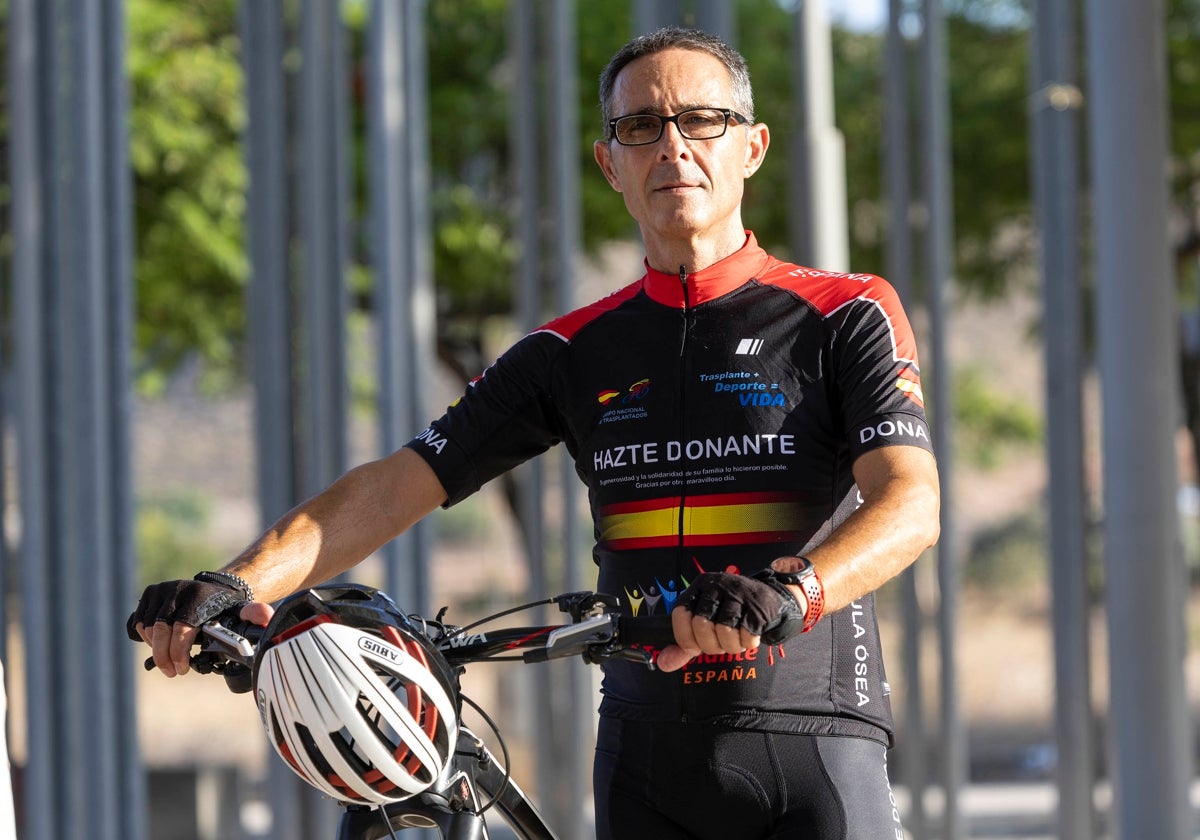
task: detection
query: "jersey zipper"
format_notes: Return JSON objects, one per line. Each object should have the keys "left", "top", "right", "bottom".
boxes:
{"left": 677, "top": 264, "right": 691, "bottom": 723}
{"left": 676, "top": 264, "right": 690, "bottom": 551}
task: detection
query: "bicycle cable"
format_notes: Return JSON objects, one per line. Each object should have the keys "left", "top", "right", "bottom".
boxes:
{"left": 449, "top": 596, "right": 557, "bottom": 635}
{"left": 375, "top": 805, "right": 401, "bottom": 840}
{"left": 458, "top": 690, "right": 512, "bottom": 817}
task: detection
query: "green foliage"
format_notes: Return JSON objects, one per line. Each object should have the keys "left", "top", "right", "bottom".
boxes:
{"left": 946, "top": 14, "right": 1032, "bottom": 298}
{"left": 136, "top": 490, "right": 222, "bottom": 588}
{"left": 128, "top": 0, "right": 246, "bottom": 392}
{"left": 1168, "top": 0, "right": 1200, "bottom": 205}
{"left": 955, "top": 365, "right": 1042, "bottom": 468}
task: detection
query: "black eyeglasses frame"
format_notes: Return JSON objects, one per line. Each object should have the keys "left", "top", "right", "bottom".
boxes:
{"left": 606, "top": 107, "right": 752, "bottom": 146}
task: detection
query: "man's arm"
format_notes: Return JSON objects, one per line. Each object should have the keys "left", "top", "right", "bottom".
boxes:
{"left": 659, "top": 445, "right": 940, "bottom": 671}
{"left": 139, "top": 447, "right": 448, "bottom": 675}
{"left": 789, "top": 444, "right": 940, "bottom": 614}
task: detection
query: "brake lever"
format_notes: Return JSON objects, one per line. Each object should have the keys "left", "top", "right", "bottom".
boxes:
{"left": 553, "top": 591, "right": 619, "bottom": 623}
{"left": 582, "top": 642, "right": 657, "bottom": 669}
{"left": 199, "top": 620, "right": 256, "bottom": 661}
{"left": 141, "top": 619, "right": 257, "bottom": 673}
{"left": 524, "top": 614, "right": 618, "bottom": 663}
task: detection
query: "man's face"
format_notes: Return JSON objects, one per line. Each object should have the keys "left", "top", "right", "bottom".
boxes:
{"left": 593, "top": 48, "right": 769, "bottom": 248}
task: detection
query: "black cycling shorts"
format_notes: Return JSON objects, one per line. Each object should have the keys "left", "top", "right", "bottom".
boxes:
{"left": 593, "top": 717, "right": 906, "bottom": 840}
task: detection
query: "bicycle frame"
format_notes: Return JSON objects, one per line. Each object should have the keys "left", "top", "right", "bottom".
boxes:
{"left": 336, "top": 729, "right": 555, "bottom": 840}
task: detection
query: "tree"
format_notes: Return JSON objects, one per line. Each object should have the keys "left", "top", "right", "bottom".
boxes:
{"left": 128, "top": 0, "right": 246, "bottom": 393}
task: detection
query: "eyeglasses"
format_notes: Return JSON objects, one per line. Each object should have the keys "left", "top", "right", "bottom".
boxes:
{"left": 607, "top": 107, "right": 751, "bottom": 146}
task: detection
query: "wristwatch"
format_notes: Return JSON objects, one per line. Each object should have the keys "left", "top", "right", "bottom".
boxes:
{"left": 767, "top": 557, "right": 825, "bottom": 633}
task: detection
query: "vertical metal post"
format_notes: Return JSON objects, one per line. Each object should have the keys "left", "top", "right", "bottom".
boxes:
{"left": 371, "top": 0, "right": 436, "bottom": 614}
{"left": 1029, "top": 2, "right": 1094, "bottom": 838}
{"left": 9, "top": 1, "right": 138, "bottom": 836}
{"left": 545, "top": 3, "right": 590, "bottom": 837}
{"left": 399, "top": 0, "right": 436, "bottom": 612}
{"left": 371, "top": 0, "right": 418, "bottom": 610}
{"left": 695, "top": 0, "right": 736, "bottom": 42}
{"left": 509, "top": 3, "right": 555, "bottom": 829}
{"left": 918, "top": 0, "right": 965, "bottom": 836}
{"left": 634, "top": 0, "right": 681, "bottom": 34}
{"left": 9, "top": 0, "right": 54, "bottom": 835}
{"left": 240, "top": 2, "right": 334, "bottom": 836}
{"left": 788, "top": 0, "right": 849, "bottom": 272}
{"left": 298, "top": 0, "right": 349, "bottom": 498}
{"left": 10, "top": 0, "right": 54, "bottom": 836}
{"left": 267, "top": 2, "right": 352, "bottom": 835}
{"left": 511, "top": 0, "right": 556, "bottom": 825}
{"left": 103, "top": 1, "right": 143, "bottom": 834}
{"left": 1085, "top": 0, "right": 1194, "bottom": 837}
{"left": 71, "top": 3, "right": 122, "bottom": 832}
{"left": 241, "top": 0, "right": 297, "bottom": 528}
{"left": 883, "top": 1, "right": 928, "bottom": 835}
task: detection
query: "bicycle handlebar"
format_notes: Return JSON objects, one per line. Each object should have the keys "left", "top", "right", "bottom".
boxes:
{"left": 144, "top": 590, "right": 678, "bottom": 694}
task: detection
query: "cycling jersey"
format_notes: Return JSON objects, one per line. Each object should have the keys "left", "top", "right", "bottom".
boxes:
{"left": 406, "top": 232, "right": 932, "bottom": 745}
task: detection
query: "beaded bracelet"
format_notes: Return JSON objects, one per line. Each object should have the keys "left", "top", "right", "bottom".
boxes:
{"left": 194, "top": 570, "right": 254, "bottom": 602}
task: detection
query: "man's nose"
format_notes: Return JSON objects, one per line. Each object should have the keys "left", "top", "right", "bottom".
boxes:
{"left": 657, "top": 121, "right": 692, "bottom": 159}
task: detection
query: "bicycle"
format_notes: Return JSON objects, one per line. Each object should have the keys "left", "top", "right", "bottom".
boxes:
{"left": 158, "top": 585, "right": 675, "bottom": 840}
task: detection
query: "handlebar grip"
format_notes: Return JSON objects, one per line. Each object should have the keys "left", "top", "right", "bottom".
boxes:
{"left": 616, "top": 614, "right": 676, "bottom": 647}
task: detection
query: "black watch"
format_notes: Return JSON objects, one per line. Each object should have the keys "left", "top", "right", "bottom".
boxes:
{"left": 757, "top": 557, "right": 825, "bottom": 633}
{"left": 768, "top": 556, "right": 817, "bottom": 588}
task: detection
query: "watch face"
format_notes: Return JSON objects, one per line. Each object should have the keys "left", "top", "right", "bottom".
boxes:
{"left": 774, "top": 557, "right": 814, "bottom": 582}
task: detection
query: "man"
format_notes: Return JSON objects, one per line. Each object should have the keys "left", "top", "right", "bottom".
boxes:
{"left": 130, "top": 27, "right": 939, "bottom": 839}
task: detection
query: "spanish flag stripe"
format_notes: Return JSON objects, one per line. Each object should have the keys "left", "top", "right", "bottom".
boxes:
{"left": 600, "top": 501, "right": 815, "bottom": 544}
{"left": 606, "top": 530, "right": 807, "bottom": 551}
{"left": 600, "top": 490, "right": 808, "bottom": 516}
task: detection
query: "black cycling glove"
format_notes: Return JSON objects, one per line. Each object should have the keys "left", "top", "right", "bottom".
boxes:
{"left": 673, "top": 571, "right": 806, "bottom": 645}
{"left": 125, "top": 574, "right": 251, "bottom": 642}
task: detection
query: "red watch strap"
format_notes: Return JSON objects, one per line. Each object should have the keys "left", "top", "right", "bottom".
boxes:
{"left": 798, "top": 572, "right": 825, "bottom": 633}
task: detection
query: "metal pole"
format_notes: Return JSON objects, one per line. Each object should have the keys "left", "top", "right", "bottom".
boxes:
{"left": 102, "top": 0, "right": 143, "bottom": 834}
{"left": 238, "top": 1, "right": 316, "bottom": 836}
{"left": 1029, "top": 1, "right": 1095, "bottom": 837}
{"left": 240, "top": 0, "right": 297, "bottom": 527}
{"left": 513, "top": 0, "right": 554, "bottom": 825}
{"left": 1085, "top": 0, "right": 1194, "bottom": 836}
{"left": 788, "top": 0, "right": 849, "bottom": 272}
{"left": 400, "top": 0, "right": 436, "bottom": 613}
{"left": 918, "top": 0, "right": 965, "bottom": 836}
{"left": 292, "top": 2, "right": 351, "bottom": 833}
{"left": 545, "top": 3, "right": 590, "bottom": 836}
{"left": 883, "top": 1, "right": 928, "bottom": 835}
{"left": 299, "top": 0, "right": 349, "bottom": 498}
{"left": 634, "top": 0, "right": 681, "bottom": 34}
{"left": 370, "top": 0, "right": 419, "bottom": 609}
{"left": 10, "top": 0, "right": 55, "bottom": 835}
{"left": 695, "top": 0, "right": 736, "bottom": 42}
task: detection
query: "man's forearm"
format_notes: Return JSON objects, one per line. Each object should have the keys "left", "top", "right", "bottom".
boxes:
{"left": 223, "top": 447, "right": 447, "bottom": 604}
{"left": 792, "top": 447, "right": 940, "bottom": 616}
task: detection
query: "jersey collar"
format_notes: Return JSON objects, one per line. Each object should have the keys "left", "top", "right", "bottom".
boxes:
{"left": 641, "top": 232, "right": 776, "bottom": 308}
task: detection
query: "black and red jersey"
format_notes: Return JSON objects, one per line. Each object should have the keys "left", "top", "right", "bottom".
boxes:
{"left": 406, "top": 233, "right": 933, "bottom": 744}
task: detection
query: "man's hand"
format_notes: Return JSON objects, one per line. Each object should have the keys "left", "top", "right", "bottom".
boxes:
{"left": 656, "top": 572, "right": 805, "bottom": 673}
{"left": 126, "top": 578, "right": 256, "bottom": 676}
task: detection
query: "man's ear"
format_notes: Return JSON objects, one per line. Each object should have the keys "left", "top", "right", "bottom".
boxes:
{"left": 594, "top": 139, "right": 624, "bottom": 192}
{"left": 743, "top": 123, "right": 770, "bottom": 179}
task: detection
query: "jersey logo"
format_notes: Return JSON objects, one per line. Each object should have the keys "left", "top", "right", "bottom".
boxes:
{"left": 598, "top": 378, "right": 651, "bottom": 424}
{"left": 895, "top": 368, "right": 924, "bottom": 407}
{"left": 735, "top": 338, "right": 764, "bottom": 355}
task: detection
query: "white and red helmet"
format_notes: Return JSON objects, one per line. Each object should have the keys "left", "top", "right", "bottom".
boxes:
{"left": 253, "top": 585, "right": 459, "bottom": 806}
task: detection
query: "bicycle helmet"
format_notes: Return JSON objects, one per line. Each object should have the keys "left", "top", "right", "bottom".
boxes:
{"left": 252, "top": 584, "right": 460, "bottom": 806}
